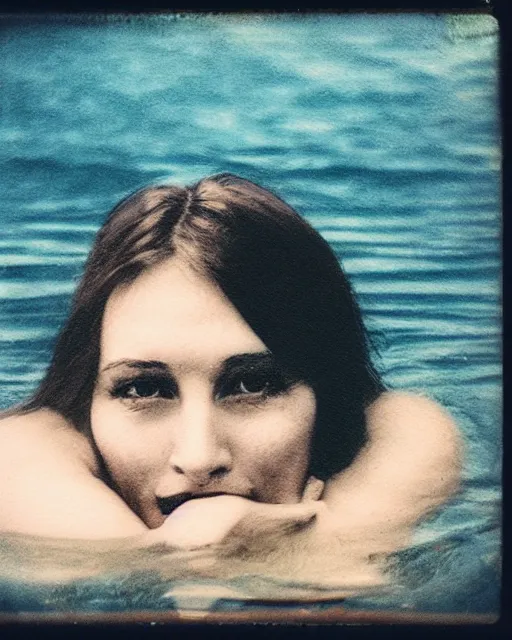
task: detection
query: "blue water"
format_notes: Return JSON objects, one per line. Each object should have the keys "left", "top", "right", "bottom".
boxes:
{"left": 0, "top": 13, "right": 500, "bottom": 617}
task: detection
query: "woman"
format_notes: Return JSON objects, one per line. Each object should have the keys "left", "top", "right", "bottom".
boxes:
{"left": 0, "top": 174, "right": 460, "bottom": 567}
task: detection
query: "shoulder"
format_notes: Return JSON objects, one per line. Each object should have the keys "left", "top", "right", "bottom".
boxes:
{"left": 0, "top": 408, "right": 99, "bottom": 476}
{"left": 366, "top": 391, "right": 460, "bottom": 443}
{"left": 365, "top": 391, "right": 462, "bottom": 492}
{"left": 0, "top": 409, "right": 146, "bottom": 538}
{"left": 367, "top": 389, "right": 453, "bottom": 415}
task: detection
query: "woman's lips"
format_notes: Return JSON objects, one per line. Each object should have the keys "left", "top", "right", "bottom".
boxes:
{"left": 157, "top": 492, "right": 233, "bottom": 517}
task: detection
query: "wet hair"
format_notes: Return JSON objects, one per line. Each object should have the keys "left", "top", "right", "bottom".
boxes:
{"left": 21, "top": 173, "right": 384, "bottom": 479}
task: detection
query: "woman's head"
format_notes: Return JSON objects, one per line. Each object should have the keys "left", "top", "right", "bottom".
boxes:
{"left": 90, "top": 258, "right": 318, "bottom": 527}
{"left": 26, "top": 173, "right": 383, "bottom": 489}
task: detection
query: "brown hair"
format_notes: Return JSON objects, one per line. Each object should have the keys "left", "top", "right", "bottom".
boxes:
{"left": 21, "top": 173, "right": 384, "bottom": 479}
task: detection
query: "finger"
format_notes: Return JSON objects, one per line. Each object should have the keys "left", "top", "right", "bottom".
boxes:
{"left": 221, "top": 501, "right": 322, "bottom": 558}
{"left": 262, "top": 501, "right": 318, "bottom": 522}
{"left": 242, "top": 501, "right": 319, "bottom": 536}
{"left": 302, "top": 476, "right": 325, "bottom": 502}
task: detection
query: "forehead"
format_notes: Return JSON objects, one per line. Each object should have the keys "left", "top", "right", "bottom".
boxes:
{"left": 100, "top": 258, "right": 266, "bottom": 366}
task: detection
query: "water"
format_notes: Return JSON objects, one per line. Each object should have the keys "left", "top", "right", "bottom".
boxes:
{"left": 0, "top": 13, "right": 500, "bottom": 618}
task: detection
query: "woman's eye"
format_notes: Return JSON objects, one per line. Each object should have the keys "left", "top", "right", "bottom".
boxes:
{"left": 112, "top": 377, "right": 176, "bottom": 401}
{"left": 125, "top": 380, "right": 161, "bottom": 398}
{"left": 236, "top": 378, "right": 268, "bottom": 395}
{"left": 220, "top": 370, "right": 288, "bottom": 400}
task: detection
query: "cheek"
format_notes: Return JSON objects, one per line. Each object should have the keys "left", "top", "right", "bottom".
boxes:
{"left": 90, "top": 400, "right": 162, "bottom": 490}
{"left": 238, "top": 393, "right": 316, "bottom": 499}
{"left": 252, "top": 425, "right": 312, "bottom": 472}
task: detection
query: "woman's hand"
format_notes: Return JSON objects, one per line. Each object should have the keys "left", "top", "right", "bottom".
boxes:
{"left": 144, "top": 482, "right": 323, "bottom": 552}
{"left": 139, "top": 492, "right": 391, "bottom": 595}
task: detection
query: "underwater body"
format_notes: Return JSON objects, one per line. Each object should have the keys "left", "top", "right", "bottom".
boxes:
{"left": 0, "top": 13, "right": 500, "bottom": 619}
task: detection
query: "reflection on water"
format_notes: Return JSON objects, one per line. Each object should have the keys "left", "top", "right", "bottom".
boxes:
{"left": 0, "top": 485, "right": 499, "bottom": 615}
{"left": 0, "top": 13, "right": 501, "bottom": 617}
{"left": 0, "top": 532, "right": 387, "bottom": 612}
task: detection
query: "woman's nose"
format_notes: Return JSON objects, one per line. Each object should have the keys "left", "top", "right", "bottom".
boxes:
{"left": 168, "top": 403, "right": 232, "bottom": 486}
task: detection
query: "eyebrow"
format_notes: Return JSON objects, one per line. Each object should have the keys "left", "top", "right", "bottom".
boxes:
{"left": 99, "top": 360, "right": 170, "bottom": 375}
{"left": 219, "top": 351, "right": 274, "bottom": 372}
{"left": 99, "top": 352, "right": 274, "bottom": 377}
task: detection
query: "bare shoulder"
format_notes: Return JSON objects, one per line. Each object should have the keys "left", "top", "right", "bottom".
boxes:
{"left": 364, "top": 391, "right": 462, "bottom": 497}
{"left": 367, "top": 389, "right": 455, "bottom": 417}
{"left": 323, "top": 391, "right": 462, "bottom": 526}
{"left": 0, "top": 409, "right": 147, "bottom": 538}
{"left": 0, "top": 408, "right": 98, "bottom": 476}
{"left": 366, "top": 391, "right": 461, "bottom": 448}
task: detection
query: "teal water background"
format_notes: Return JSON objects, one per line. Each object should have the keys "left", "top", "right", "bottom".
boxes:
{"left": 0, "top": 13, "right": 501, "bottom": 615}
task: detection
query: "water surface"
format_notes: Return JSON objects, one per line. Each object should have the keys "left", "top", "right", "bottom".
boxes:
{"left": 0, "top": 13, "right": 501, "bottom": 617}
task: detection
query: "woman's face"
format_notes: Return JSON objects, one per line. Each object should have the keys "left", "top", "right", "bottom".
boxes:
{"left": 90, "top": 258, "right": 316, "bottom": 528}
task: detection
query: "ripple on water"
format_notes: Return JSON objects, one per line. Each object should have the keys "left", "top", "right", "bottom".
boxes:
{"left": 0, "top": 13, "right": 500, "bottom": 615}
